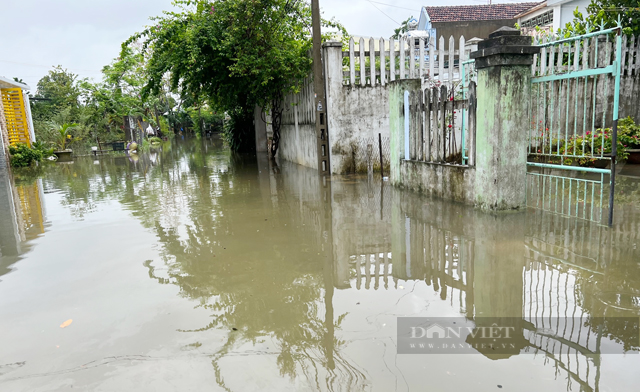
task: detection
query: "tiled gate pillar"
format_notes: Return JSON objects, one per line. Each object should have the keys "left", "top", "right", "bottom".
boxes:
{"left": 471, "top": 27, "right": 539, "bottom": 210}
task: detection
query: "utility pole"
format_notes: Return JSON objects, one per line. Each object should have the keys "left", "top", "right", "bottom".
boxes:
{"left": 311, "top": 0, "right": 330, "bottom": 174}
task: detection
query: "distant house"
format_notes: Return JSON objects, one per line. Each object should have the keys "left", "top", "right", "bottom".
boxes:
{"left": 417, "top": 2, "right": 542, "bottom": 48}
{"left": 0, "top": 76, "right": 35, "bottom": 167}
{"left": 516, "top": 0, "right": 590, "bottom": 36}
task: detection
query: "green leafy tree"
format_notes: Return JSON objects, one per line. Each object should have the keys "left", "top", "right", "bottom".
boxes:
{"left": 32, "top": 66, "right": 81, "bottom": 121}
{"left": 561, "top": 1, "right": 640, "bottom": 37}
{"left": 129, "top": 0, "right": 344, "bottom": 154}
{"left": 392, "top": 16, "right": 414, "bottom": 39}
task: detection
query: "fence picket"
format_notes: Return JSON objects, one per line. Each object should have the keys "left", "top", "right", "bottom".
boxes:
{"left": 409, "top": 91, "right": 416, "bottom": 159}
{"left": 449, "top": 35, "right": 455, "bottom": 87}
{"left": 468, "top": 81, "right": 476, "bottom": 166}
{"left": 627, "top": 35, "right": 635, "bottom": 76}
{"left": 389, "top": 37, "right": 396, "bottom": 82}
{"left": 438, "top": 36, "right": 445, "bottom": 84}
{"left": 380, "top": 37, "right": 386, "bottom": 86}
{"left": 418, "top": 90, "right": 424, "bottom": 161}
{"left": 360, "top": 37, "right": 366, "bottom": 86}
{"left": 440, "top": 85, "right": 447, "bottom": 162}
{"left": 400, "top": 38, "right": 405, "bottom": 79}
{"left": 532, "top": 36, "right": 539, "bottom": 76}
{"left": 418, "top": 37, "right": 424, "bottom": 79}
{"left": 433, "top": 87, "right": 440, "bottom": 161}
{"left": 633, "top": 37, "right": 640, "bottom": 75}
{"left": 370, "top": 37, "right": 376, "bottom": 87}
{"left": 620, "top": 35, "right": 628, "bottom": 76}
{"left": 429, "top": 37, "right": 436, "bottom": 81}
{"left": 409, "top": 37, "right": 416, "bottom": 78}
{"left": 540, "top": 36, "right": 547, "bottom": 75}
{"left": 425, "top": 88, "right": 431, "bottom": 162}
{"left": 349, "top": 37, "right": 355, "bottom": 85}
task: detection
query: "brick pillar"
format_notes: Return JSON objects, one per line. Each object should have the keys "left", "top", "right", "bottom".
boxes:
{"left": 470, "top": 27, "right": 539, "bottom": 210}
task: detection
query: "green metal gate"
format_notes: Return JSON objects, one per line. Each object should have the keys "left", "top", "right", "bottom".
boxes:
{"left": 527, "top": 23, "right": 623, "bottom": 226}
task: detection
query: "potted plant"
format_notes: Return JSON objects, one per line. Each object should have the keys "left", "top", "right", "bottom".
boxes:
{"left": 618, "top": 116, "right": 640, "bottom": 164}
{"left": 51, "top": 122, "right": 79, "bottom": 162}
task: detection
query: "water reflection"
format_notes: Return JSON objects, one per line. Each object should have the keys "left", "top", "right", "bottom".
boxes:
{"left": 1, "top": 138, "right": 638, "bottom": 391}
{"left": 0, "top": 169, "right": 46, "bottom": 278}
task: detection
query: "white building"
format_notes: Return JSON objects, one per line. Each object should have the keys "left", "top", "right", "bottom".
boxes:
{"left": 516, "top": 0, "right": 590, "bottom": 34}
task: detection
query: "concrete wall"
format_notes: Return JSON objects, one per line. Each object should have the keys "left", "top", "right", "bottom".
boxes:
{"left": 399, "top": 161, "right": 476, "bottom": 204}
{"left": 279, "top": 122, "right": 317, "bottom": 168}
{"left": 327, "top": 85, "right": 390, "bottom": 174}
{"left": 389, "top": 78, "right": 477, "bottom": 205}
{"left": 279, "top": 42, "right": 391, "bottom": 174}
{"left": 279, "top": 76, "right": 318, "bottom": 169}
{"left": 390, "top": 28, "right": 536, "bottom": 211}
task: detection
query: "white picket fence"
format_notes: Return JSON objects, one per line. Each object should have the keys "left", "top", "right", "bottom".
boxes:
{"left": 341, "top": 36, "right": 478, "bottom": 88}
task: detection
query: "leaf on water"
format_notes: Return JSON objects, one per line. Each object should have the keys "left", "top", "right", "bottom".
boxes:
{"left": 60, "top": 319, "right": 73, "bottom": 328}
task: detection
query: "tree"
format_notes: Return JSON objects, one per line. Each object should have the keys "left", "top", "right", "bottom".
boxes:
{"left": 128, "top": 0, "right": 344, "bottom": 155}
{"left": 392, "top": 16, "right": 415, "bottom": 39}
{"left": 561, "top": 0, "right": 640, "bottom": 37}
{"left": 32, "top": 66, "right": 80, "bottom": 121}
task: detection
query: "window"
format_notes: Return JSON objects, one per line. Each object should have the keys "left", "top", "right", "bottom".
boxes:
{"left": 521, "top": 10, "right": 553, "bottom": 28}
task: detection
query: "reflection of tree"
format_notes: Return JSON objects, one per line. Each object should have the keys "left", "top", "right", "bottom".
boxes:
{"left": 31, "top": 139, "right": 362, "bottom": 386}
{"left": 144, "top": 160, "right": 359, "bottom": 385}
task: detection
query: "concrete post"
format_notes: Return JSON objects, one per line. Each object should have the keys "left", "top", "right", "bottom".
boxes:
{"left": 254, "top": 106, "right": 268, "bottom": 152}
{"left": 389, "top": 79, "right": 421, "bottom": 185}
{"left": 470, "top": 27, "right": 539, "bottom": 211}
{"left": 322, "top": 40, "right": 343, "bottom": 174}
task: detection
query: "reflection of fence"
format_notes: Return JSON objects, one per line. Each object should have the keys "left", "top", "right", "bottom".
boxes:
{"left": 526, "top": 169, "right": 607, "bottom": 223}
{"left": 346, "top": 209, "right": 639, "bottom": 391}
{"left": 523, "top": 251, "right": 602, "bottom": 391}
{"left": 348, "top": 217, "right": 474, "bottom": 312}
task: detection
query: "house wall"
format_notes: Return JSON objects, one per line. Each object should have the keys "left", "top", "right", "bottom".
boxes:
{"left": 432, "top": 19, "right": 518, "bottom": 48}
{"left": 548, "top": 0, "right": 590, "bottom": 28}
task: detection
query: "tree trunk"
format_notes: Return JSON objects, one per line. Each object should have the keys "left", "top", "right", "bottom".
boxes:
{"left": 270, "top": 97, "right": 283, "bottom": 159}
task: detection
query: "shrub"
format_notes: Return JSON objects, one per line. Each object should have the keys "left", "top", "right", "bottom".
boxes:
{"left": 8, "top": 143, "right": 43, "bottom": 167}
{"left": 618, "top": 116, "right": 640, "bottom": 150}
{"left": 31, "top": 141, "right": 55, "bottom": 158}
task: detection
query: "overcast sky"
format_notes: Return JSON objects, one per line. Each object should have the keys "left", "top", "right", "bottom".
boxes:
{"left": 0, "top": 0, "right": 527, "bottom": 92}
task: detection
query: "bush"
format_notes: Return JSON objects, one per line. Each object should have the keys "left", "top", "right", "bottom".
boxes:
{"left": 618, "top": 116, "right": 640, "bottom": 150}
{"left": 8, "top": 143, "right": 43, "bottom": 167}
{"left": 31, "top": 141, "right": 55, "bottom": 158}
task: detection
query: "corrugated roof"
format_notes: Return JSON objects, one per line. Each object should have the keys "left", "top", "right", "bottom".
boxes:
{"left": 424, "top": 2, "right": 542, "bottom": 23}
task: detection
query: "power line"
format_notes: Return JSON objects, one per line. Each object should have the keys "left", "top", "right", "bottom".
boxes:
{"left": 365, "top": 0, "right": 401, "bottom": 25}
{"left": 367, "top": 1, "right": 420, "bottom": 12}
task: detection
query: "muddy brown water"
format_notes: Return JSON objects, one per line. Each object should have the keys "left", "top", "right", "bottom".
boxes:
{"left": 1, "top": 138, "right": 639, "bottom": 391}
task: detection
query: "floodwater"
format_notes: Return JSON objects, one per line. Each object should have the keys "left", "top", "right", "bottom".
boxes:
{"left": 1, "top": 138, "right": 639, "bottom": 391}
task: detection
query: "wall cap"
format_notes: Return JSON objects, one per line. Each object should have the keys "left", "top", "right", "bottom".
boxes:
{"left": 470, "top": 26, "right": 539, "bottom": 69}
{"left": 323, "top": 40, "right": 343, "bottom": 48}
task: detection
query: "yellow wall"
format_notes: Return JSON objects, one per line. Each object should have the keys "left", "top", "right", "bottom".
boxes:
{"left": 1, "top": 88, "right": 31, "bottom": 146}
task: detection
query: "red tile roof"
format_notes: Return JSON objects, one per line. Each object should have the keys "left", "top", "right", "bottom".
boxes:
{"left": 424, "top": 2, "right": 542, "bottom": 22}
